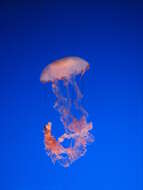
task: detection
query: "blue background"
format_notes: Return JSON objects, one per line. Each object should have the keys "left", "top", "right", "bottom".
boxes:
{"left": 0, "top": 0, "right": 143, "bottom": 189}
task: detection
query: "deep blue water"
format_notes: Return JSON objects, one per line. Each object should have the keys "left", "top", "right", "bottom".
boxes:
{"left": 0, "top": 1, "right": 143, "bottom": 190}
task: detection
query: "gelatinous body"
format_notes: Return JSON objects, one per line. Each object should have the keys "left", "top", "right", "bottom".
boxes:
{"left": 40, "top": 56, "right": 94, "bottom": 167}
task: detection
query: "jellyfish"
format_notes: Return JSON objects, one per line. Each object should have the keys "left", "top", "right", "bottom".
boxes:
{"left": 40, "top": 56, "right": 94, "bottom": 167}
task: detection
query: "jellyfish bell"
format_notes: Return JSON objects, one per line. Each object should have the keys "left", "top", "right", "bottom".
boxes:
{"left": 41, "top": 56, "right": 94, "bottom": 167}
{"left": 40, "top": 56, "right": 89, "bottom": 83}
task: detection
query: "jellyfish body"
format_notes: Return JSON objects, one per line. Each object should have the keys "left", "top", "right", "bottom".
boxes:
{"left": 40, "top": 57, "right": 89, "bottom": 83}
{"left": 40, "top": 56, "right": 94, "bottom": 167}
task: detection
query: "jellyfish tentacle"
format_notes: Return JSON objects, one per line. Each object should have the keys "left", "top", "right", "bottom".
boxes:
{"left": 52, "top": 81, "right": 74, "bottom": 129}
{"left": 71, "top": 78, "right": 88, "bottom": 117}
